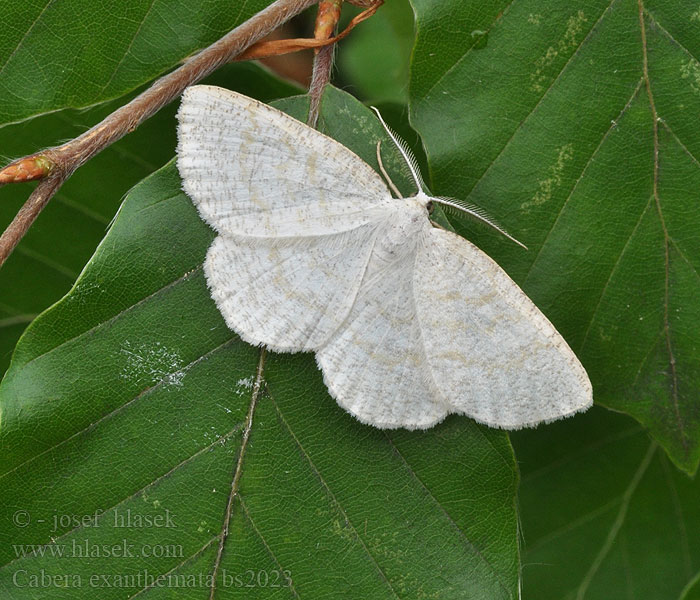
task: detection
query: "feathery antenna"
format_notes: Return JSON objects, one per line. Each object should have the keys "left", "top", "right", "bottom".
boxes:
{"left": 433, "top": 196, "right": 528, "bottom": 249}
{"left": 370, "top": 106, "right": 426, "bottom": 195}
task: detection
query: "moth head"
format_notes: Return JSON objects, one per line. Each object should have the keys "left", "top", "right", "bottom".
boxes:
{"left": 413, "top": 190, "right": 434, "bottom": 216}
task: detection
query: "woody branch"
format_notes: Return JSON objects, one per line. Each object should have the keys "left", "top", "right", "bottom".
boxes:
{"left": 0, "top": 0, "right": 367, "bottom": 269}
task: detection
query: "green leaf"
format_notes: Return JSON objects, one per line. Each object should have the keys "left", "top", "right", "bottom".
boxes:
{"left": 513, "top": 406, "right": 700, "bottom": 599}
{"left": 681, "top": 573, "right": 700, "bottom": 600}
{"left": 0, "top": 0, "right": 278, "bottom": 126}
{"left": 337, "top": 0, "right": 415, "bottom": 104}
{"left": 409, "top": 0, "right": 700, "bottom": 474}
{"left": 0, "top": 87, "right": 519, "bottom": 599}
{"left": 0, "top": 92, "right": 175, "bottom": 376}
{"left": 0, "top": 63, "right": 301, "bottom": 377}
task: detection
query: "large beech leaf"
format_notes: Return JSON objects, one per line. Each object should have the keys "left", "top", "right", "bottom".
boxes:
{"left": 409, "top": 0, "right": 700, "bottom": 474}
{"left": 0, "top": 87, "right": 519, "bottom": 599}
{"left": 513, "top": 406, "right": 700, "bottom": 599}
{"left": 0, "top": 63, "right": 301, "bottom": 377}
{"left": 0, "top": 0, "right": 280, "bottom": 126}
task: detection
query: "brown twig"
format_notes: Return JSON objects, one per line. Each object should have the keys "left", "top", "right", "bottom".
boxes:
{"left": 0, "top": 0, "right": 319, "bottom": 269}
{"left": 307, "top": 0, "right": 343, "bottom": 127}
{"left": 1, "top": 175, "right": 67, "bottom": 257}
{"left": 308, "top": 46, "right": 335, "bottom": 127}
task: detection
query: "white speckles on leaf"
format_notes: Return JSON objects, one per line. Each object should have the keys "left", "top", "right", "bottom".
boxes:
{"left": 234, "top": 376, "right": 254, "bottom": 397}
{"left": 120, "top": 340, "right": 185, "bottom": 387}
{"left": 65, "top": 281, "right": 104, "bottom": 305}
{"left": 202, "top": 425, "right": 224, "bottom": 442}
{"left": 236, "top": 376, "right": 254, "bottom": 389}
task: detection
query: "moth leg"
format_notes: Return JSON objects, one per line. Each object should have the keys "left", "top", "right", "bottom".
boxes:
{"left": 429, "top": 219, "right": 448, "bottom": 231}
{"left": 376, "top": 141, "right": 402, "bottom": 198}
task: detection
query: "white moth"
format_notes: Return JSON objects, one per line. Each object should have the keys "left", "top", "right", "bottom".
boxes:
{"left": 176, "top": 85, "right": 592, "bottom": 429}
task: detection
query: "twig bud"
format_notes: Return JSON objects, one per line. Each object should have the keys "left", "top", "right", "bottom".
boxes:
{"left": 0, "top": 155, "right": 53, "bottom": 184}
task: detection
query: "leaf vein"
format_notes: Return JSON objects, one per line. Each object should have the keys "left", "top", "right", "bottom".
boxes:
{"left": 463, "top": 0, "right": 618, "bottom": 203}
{"left": 0, "top": 314, "right": 37, "bottom": 329}
{"left": 0, "top": 336, "right": 237, "bottom": 482}
{"left": 630, "top": 328, "right": 665, "bottom": 390}
{"left": 17, "top": 264, "right": 203, "bottom": 371}
{"left": 99, "top": 0, "right": 159, "bottom": 95}
{"left": 127, "top": 536, "right": 220, "bottom": 599}
{"left": 268, "top": 392, "right": 403, "bottom": 599}
{"left": 417, "top": 0, "right": 517, "bottom": 102}
{"left": 661, "top": 121, "right": 700, "bottom": 169}
{"left": 638, "top": 0, "right": 686, "bottom": 454}
{"left": 578, "top": 194, "right": 653, "bottom": 354}
{"left": 0, "top": 0, "right": 56, "bottom": 77}
{"left": 575, "top": 442, "right": 656, "bottom": 600}
{"left": 524, "top": 497, "right": 621, "bottom": 554}
{"left": 0, "top": 412, "right": 245, "bottom": 571}
{"left": 523, "top": 79, "right": 644, "bottom": 287}
{"left": 670, "top": 238, "right": 700, "bottom": 284}
{"left": 209, "top": 348, "right": 266, "bottom": 600}
{"left": 384, "top": 434, "right": 514, "bottom": 598}
{"left": 644, "top": 8, "right": 700, "bottom": 64}
{"left": 14, "top": 245, "right": 78, "bottom": 280}
{"left": 660, "top": 456, "right": 692, "bottom": 579}
{"left": 239, "top": 496, "right": 301, "bottom": 599}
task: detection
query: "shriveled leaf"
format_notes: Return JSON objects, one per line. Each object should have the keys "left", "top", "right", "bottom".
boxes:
{"left": 409, "top": 0, "right": 700, "bottom": 474}
{"left": 0, "top": 87, "right": 519, "bottom": 599}
{"left": 513, "top": 406, "right": 700, "bottom": 599}
{"left": 0, "top": 63, "right": 301, "bottom": 377}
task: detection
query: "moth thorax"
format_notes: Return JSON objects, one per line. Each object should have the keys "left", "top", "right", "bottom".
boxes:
{"left": 371, "top": 201, "right": 424, "bottom": 263}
